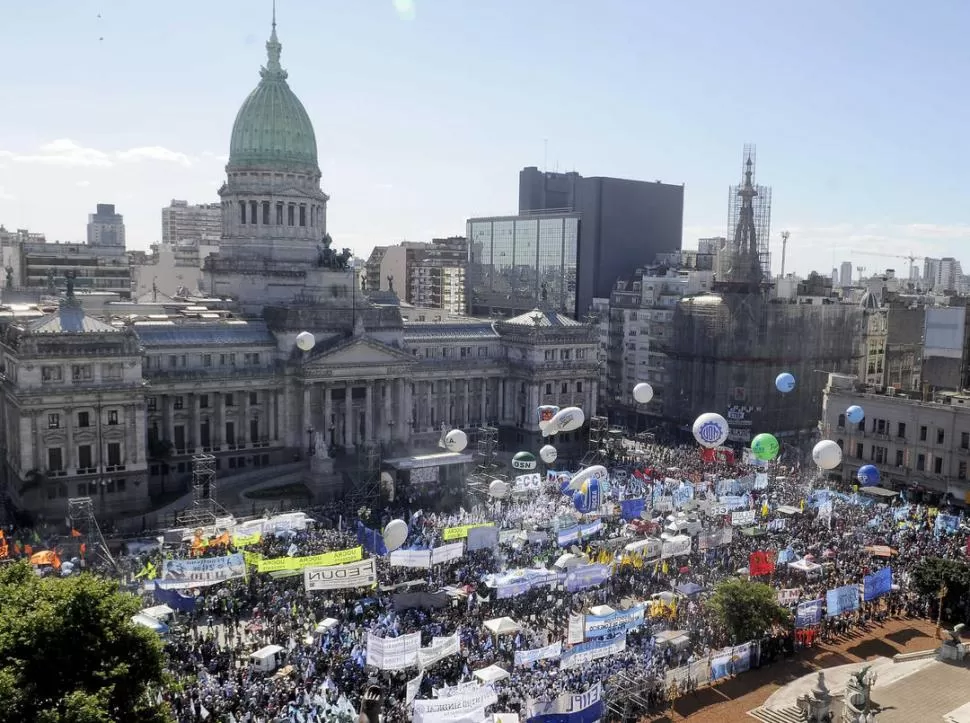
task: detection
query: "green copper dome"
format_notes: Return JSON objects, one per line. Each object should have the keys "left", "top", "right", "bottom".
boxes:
{"left": 228, "top": 19, "right": 318, "bottom": 173}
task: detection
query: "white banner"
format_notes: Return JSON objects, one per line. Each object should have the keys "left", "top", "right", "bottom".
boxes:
{"left": 158, "top": 553, "right": 246, "bottom": 590}
{"left": 431, "top": 542, "right": 464, "bottom": 566}
{"left": 731, "top": 509, "right": 756, "bottom": 526}
{"left": 413, "top": 685, "right": 499, "bottom": 722}
{"left": 417, "top": 633, "right": 460, "bottom": 670}
{"left": 567, "top": 614, "right": 585, "bottom": 645}
{"left": 526, "top": 682, "right": 601, "bottom": 718}
{"left": 560, "top": 636, "right": 626, "bottom": 669}
{"left": 390, "top": 549, "right": 432, "bottom": 569}
{"left": 304, "top": 558, "right": 377, "bottom": 591}
{"left": 514, "top": 641, "right": 562, "bottom": 666}
{"left": 661, "top": 536, "right": 691, "bottom": 559}
{"left": 434, "top": 680, "right": 479, "bottom": 699}
{"left": 406, "top": 672, "right": 424, "bottom": 706}
{"left": 366, "top": 631, "right": 422, "bottom": 670}
{"left": 778, "top": 588, "right": 801, "bottom": 605}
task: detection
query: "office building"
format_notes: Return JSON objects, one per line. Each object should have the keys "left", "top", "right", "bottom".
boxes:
{"left": 365, "top": 238, "right": 467, "bottom": 314}
{"left": 162, "top": 200, "right": 222, "bottom": 245}
{"left": 839, "top": 261, "right": 852, "bottom": 288}
{"left": 86, "top": 204, "right": 125, "bottom": 248}
{"left": 518, "top": 166, "right": 684, "bottom": 317}
{"left": 937, "top": 257, "right": 963, "bottom": 293}
{"left": 820, "top": 373, "right": 970, "bottom": 505}
{"left": 467, "top": 212, "right": 580, "bottom": 318}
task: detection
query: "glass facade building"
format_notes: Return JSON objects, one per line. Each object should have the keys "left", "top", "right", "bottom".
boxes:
{"left": 467, "top": 213, "right": 580, "bottom": 318}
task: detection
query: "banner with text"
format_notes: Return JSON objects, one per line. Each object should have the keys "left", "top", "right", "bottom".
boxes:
{"left": 560, "top": 636, "right": 626, "bottom": 669}
{"left": 442, "top": 523, "right": 494, "bottom": 541}
{"left": 254, "top": 546, "right": 362, "bottom": 573}
{"left": 584, "top": 604, "right": 646, "bottom": 639}
{"left": 431, "top": 542, "right": 464, "bottom": 566}
{"left": 304, "top": 558, "right": 377, "bottom": 591}
{"left": 417, "top": 633, "right": 461, "bottom": 670}
{"left": 514, "top": 641, "right": 563, "bottom": 667}
{"left": 389, "top": 549, "right": 432, "bottom": 569}
{"left": 526, "top": 682, "right": 602, "bottom": 723}
{"left": 159, "top": 553, "right": 246, "bottom": 590}
{"left": 366, "top": 631, "right": 422, "bottom": 671}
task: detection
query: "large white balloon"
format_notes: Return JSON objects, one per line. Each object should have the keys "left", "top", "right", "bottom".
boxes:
{"left": 539, "top": 444, "right": 558, "bottom": 464}
{"left": 382, "top": 519, "right": 408, "bottom": 552}
{"left": 548, "top": 406, "right": 585, "bottom": 435}
{"left": 296, "top": 331, "right": 316, "bottom": 351}
{"left": 444, "top": 429, "right": 468, "bottom": 453}
{"left": 692, "top": 412, "right": 730, "bottom": 449}
{"left": 488, "top": 479, "right": 510, "bottom": 498}
{"left": 632, "top": 382, "right": 654, "bottom": 404}
{"left": 567, "top": 464, "right": 608, "bottom": 492}
{"left": 812, "top": 440, "right": 843, "bottom": 470}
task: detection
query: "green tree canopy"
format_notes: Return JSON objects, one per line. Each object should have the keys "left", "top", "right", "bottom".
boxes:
{"left": 0, "top": 561, "right": 169, "bottom": 723}
{"left": 706, "top": 577, "right": 791, "bottom": 645}
{"left": 911, "top": 556, "right": 970, "bottom": 616}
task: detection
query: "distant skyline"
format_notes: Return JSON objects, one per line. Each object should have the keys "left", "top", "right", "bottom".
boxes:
{"left": 2, "top": 0, "right": 970, "bottom": 277}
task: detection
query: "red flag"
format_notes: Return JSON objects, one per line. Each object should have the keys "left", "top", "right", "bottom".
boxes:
{"left": 749, "top": 550, "right": 774, "bottom": 577}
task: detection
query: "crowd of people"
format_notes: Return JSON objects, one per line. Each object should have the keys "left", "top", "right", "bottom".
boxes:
{"left": 8, "top": 442, "right": 969, "bottom": 722}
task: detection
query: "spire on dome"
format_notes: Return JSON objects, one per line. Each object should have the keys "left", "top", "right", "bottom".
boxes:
{"left": 262, "top": 0, "right": 286, "bottom": 80}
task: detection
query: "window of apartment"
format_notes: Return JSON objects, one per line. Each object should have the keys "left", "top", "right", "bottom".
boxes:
{"left": 200, "top": 394, "right": 209, "bottom": 409}
{"left": 77, "top": 445, "right": 92, "bottom": 470}
{"left": 561, "top": 382, "right": 568, "bottom": 394}
{"left": 837, "top": 413, "right": 846, "bottom": 428}
{"left": 203, "top": 353, "right": 212, "bottom": 367}
{"left": 47, "top": 447, "right": 63, "bottom": 472}
{"left": 108, "top": 410, "right": 119, "bottom": 425}
{"left": 897, "top": 422, "right": 906, "bottom": 439}
{"left": 857, "top": 420, "right": 864, "bottom": 432}
{"left": 937, "top": 428, "right": 945, "bottom": 445}
{"left": 895, "top": 450, "right": 904, "bottom": 467}
{"left": 916, "top": 453, "right": 926, "bottom": 471}
{"left": 103, "top": 362, "right": 122, "bottom": 380}
{"left": 875, "top": 419, "right": 886, "bottom": 434}
{"left": 48, "top": 413, "right": 60, "bottom": 430}
{"left": 961, "top": 461, "right": 968, "bottom": 480}
{"left": 225, "top": 393, "right": 235, "bottom": 407}
{"left": 920, "top": 425, "right": 927, "bottom": 441}
{"left": 962, "top": 432, "right": 970, "bottom": 450}
{"left": 249, "top": 392, "right": 258, "bottom": 406}
{"left": 545, "top": 350, "right": 555, "bottom": 361}
{"left": 174, "top": 396, "right": 184, "bottom": 410}
{"left": 229, "top": 353, "right": 236, "bottom": 366}
{"left": 561, "top": 349, "right": 571, "bottom": 361}
{"left": 41, "top": 365, "right": 62, "bottom": 383}
{"left": 71, "top": 364, "right": 92, "bottom": 381}
{"left": 77, "top": 411, "right": 90, "bottom": 428}
{"left": 287, "top": 203, "right": 295, "bottom": 226}
{"left": 299, "top": 204, "right": 306, "bottom": 227}
{"left": 545, "top": 383, "right": 552, "bottom": 395}
{"left": 248, "top": 200, "right": 257, "bottom": 225}
{"left": 576, "top": 349, "right": 586, "bottom": 360}
{"left": 219, "top": 354, "right": 226, "bottom": 366}
{"left": 934, "top": 456, "right": 943, "bottom": 474}
{"left": 872, "top": 446, "right": 887, "bottom": 464}
{"left": 276, "top": 202, "right": 283, "bottom": 225}
{"left": 262, "top": 201, "right": 270, "bottom": 225}
{"left": 107, "top": 443, "right": 121, "bottom": 467}
{"left": 577, "top": 381, "right": 583, "bottom": 393}
{"left": 147, "top": 396, "right": 157, "bottom": 411}
{"left": 855, "top": 442, "right": 863, "bottom": 459}
{"left": 225, "top": 421, "right": 235, "bottom": 445}
{"left": 460, "top": 347, "right": 471, "bottom": 359}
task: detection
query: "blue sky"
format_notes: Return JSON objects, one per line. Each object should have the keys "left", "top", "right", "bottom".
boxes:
{"left": 1, "top": 0, "right": 969, "bottom": 277}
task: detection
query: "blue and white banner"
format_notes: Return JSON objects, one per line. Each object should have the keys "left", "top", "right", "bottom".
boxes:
{"left": 826, "top": 584, "right": 860, "bottom": 617}
{"left": 935, "top": 513, "right": 961, "bottom": 536}
{"left": 560, "top": 636, "right": 626, "bottom": 669}
{"left": 709, "top": 649, "right": 733, "bottom": 682}
{"left": 557, "top": 521, "right": 603, "bottom": 547}
{"left": 795, "top": 599, "right": 823, "bottom": 627}
{"left": 620, "top": 498, "right": 646, "bottom": 521}
{"left": 514, "top": 641, "right": 562, "bottom": 667}
{"left": 584, "top": 604, "right": 646, "bottom": 639}
{"left": 158, "top": 553, "right": 246, "bottom": 590}
{"left": 564, "top": 564, "right": 610, "bottom": 592}
{"left": 526, "top": 682, "right": 602, "bottom": 723}
{"left": 731, "top": 643, "right": 752, "bottom": 673}
{"left": 466, "top": 525, "right": 499, "bottom": 551}
{"left": 863, "top": 566, "right": 893, "bottom": 601}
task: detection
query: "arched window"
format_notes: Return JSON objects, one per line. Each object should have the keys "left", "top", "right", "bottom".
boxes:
{"left": 239, "top": 201, "right": 246, "bottom": 225}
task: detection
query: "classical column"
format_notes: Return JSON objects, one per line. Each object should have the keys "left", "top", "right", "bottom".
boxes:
{"left": 498, "top": 380, "right": 506, "bottom": 423}
{"left": 426, "top": 381, "right": 433, "bottom": 430}
{"left": 241, "top": 389, "right": 250, "bottom": 446}
{"left": 383, "top": 380, "right": 392, "bottom": 442}
{"left": 269, "top": 389, "right": 278, "bottom": 443}
{"left": 302, "top": 386, "right": 311, "bottom": 442}
{"left": 463, "top": 380, "right": 471, "bottom": 427}
{"left": 479, "top": 378, "right": 487, "bottom": 425}
{"left": 365, "top": 382, "right": 374, "bottom": 444}
{"left": 216, "top": 393, "right": 225, "bottom": 449}
{"left": 402, "top": 379, "right": 413, "bottom": 441}
{"left": 343, "top": 382, "right": 354, "bottom": 449}
{"left": 322, "top": 384, "right": 332, "bottom": 446}
{"left": 65, "top": 409, "right": 74, "bottom": 473}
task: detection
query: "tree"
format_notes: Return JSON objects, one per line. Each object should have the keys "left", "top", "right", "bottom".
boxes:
{"left": 911, "top": 556, "right": 970, "bottom": 619}
{"left": 0, "top": 561, "right": 169, "bottom": 723}
{"left": 706, "top": 578, "right": 790, "bottom": 645}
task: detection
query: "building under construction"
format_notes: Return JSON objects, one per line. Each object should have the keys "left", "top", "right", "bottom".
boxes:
{"left": 666, "top": 147, "right": 863, "bottom": 443}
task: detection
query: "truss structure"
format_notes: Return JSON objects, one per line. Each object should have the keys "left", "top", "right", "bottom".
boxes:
{"left": 466, "top": 425, "right": 501, "bottom": 498}
{"left": 67, "top": 496, "right": 115, "bottom": 570}
{"left": 343, "top": 442, "right": 382, "bottom": 507}
{"left": 580, "top": 416, "right": 610, "bottom": 467}
{"left": 604, "top": 670, "right": 659, "bottom": 720}
{"left": 177, "top": 454, "right": 229, "bottom": 528}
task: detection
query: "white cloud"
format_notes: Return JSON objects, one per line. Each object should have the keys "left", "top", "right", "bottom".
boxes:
{"left": 75, "top": 180, "right": 90, "bottom": 188}
{"left": 392, "top": 0, "right": 417, "bottom": 20}
{"left": 201, "top": 151, "right": 229, "bottom": 163}
{"left": 0, "top": 187, "right": 15, "bottom": 201}
{"left": 0, "top": 139, "right": 197, "bottom": 168}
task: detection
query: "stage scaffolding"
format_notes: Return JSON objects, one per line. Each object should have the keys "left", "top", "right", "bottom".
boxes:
{"left": 344, "top": 441, "right": 382, "bottom": 507}
{"left": 466, "top": 425, "right": 501, "bottom": 498}
{"left": 67, "top": 496, "right": 115, "bottom": 570}
{"left": 177, "top": 453, "right": 229, "bottom": 528}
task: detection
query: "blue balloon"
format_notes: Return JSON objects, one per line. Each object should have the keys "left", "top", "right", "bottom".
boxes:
{"left": 573, "top": 490, "right": 591, "bottom": 514}
{"left": 775, "top": 372, "right": 796, "bottom": 393}
{"left": 857, "top": 464, "right": 880, "bottom": 485}
{"left": 559, "top": 479, "right": 573, "bottom": 496}
{"left": 846, "top": 405, "right": 865, "bottom": 424}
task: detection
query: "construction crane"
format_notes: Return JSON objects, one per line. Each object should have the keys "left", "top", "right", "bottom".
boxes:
{"left": 851, "top": 249, "right": 924, "bottom": 280}
{"left": 779, "top": 231, "right": 790, "bottom": 277}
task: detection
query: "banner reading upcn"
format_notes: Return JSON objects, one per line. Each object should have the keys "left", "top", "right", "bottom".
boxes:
{"left": 158, "top": 553, "right": 247, "bottom": 590}
{"left": 304, "top": 558, "right": 377, "bottom": 591}
{"left": 254, "top": 546, "right": 362, "bottom": 573}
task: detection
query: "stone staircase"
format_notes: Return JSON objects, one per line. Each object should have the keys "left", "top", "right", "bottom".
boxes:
{"left": 747, "top": 705, "right": 808, "bottom": 723}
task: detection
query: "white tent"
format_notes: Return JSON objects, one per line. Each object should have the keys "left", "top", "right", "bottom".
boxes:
{"left": 789, "top": 558, "right": 822, "bottom": 573}
{"left": 131, "top": 613, "right": 169, "bottom": 634}
{"left": 141, "top": 604, "right": 174, "bottom": 622}
{"left": 588, "top": 605, "right": 615, "bottom": 617}
{"left": 483, "top": 617, "right": 520, "bottom": 636}
{"left": 314, "top": 618, "right": 339, "bottom": 634}
{"left": 553, "top": 553, "right": 586, "bottom": 570}
{"left": 651, "top": 591, "right": 678, "bottom": 603}
{"left": 474, "top": 664, "right": 510, "bottom": 684}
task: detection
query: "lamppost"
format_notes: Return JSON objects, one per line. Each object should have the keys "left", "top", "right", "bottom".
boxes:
{"left": 306, "top": 426, "right": 315, "bottom": 457}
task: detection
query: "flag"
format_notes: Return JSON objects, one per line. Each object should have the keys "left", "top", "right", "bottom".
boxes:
{"left": 70, "top": 528, "right": 82, "bottom": 538}
{"left": 749, "top": 550, "right": 774, "bottom": 577}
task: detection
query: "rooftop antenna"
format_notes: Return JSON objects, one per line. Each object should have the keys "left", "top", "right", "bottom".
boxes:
{"left": 779, "top": 230, "right": 790, "bottom": 277}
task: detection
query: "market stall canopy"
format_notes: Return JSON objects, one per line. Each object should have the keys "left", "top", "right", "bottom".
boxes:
{"left": 553, "top": 553, "right": 587, "bottom": 570}
{"left": 484, "top": 617, "right": 520, "bottom": 636}
{"left": 589, "top": 605, "right": 616, "bottom": 617}
{"left": 859, "top": 486, "right": 898, "bottom": 499}
{"left": 654, "top": 630, "right": 690, "bottom": 648}
{"left": 789, "top": 558, "right": 823, "bottom": 573}
{"left": 473, "top": 664, "right": 510, "bottom": 683}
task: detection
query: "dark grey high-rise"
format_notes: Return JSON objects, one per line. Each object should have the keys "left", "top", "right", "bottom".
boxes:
{"left": 518, "top": 167, "right": 684, "bottom": 317}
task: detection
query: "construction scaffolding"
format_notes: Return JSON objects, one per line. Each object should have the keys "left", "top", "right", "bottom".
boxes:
{"left": 67, "top": 496, "right": 115, "bottom": 570}
{"left": 717, "top": 144, "right": 772, "bottom": 292}
{"left": 580, "top": 416, "right": 610, "bottom": 467}
{"left": 466, "top": 425, "right": 501, "bottom": 499}
{"left": 177, "top": 453, "right": 228, "bottom": 528}
{"left": 604, "top": 670, "right": 660, "bottom": 721}
{"left": 344, "top": 442, "right": 382, "bottom": 507}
